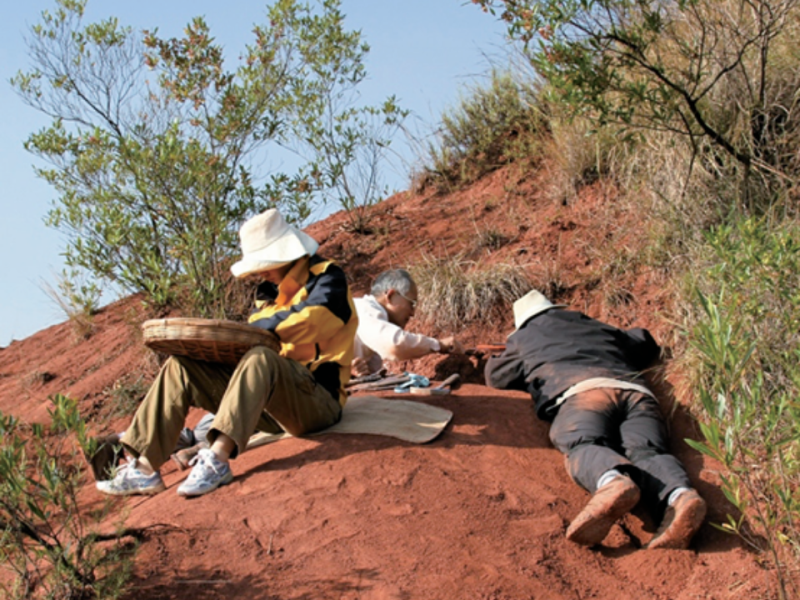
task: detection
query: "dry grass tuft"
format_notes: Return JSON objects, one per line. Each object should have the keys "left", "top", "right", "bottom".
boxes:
{"left": 39, "top": 270, "right": 100, "bottom": 341}
{"left": 542, "top": 117, "right": 621, "bottom": 206}
{"left": 417, "top": 70, "right": 546, "bottom": 193}
{"left": 410, "top": 253, "right": 533, "bottom": 331}
{"left": 105, "top": 373, "right": 149, "bottom": 418}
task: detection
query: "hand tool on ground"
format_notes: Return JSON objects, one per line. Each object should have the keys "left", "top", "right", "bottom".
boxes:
{"left": 346, "top": 372, "right": 384, "bottom": 386}
{"left": 347, "top": 374, "right": 410, "bottom": 393}
{"left": 410, "top": 373, "right": 461, "bottom": 396}
{"left": 393, "top": 373, "right": 429, "bottom": 393}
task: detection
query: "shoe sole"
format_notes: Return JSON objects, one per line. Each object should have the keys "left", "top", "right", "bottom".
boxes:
{"left": 96, "top": 481, "right": 166, "bottom": 496}
{"left": 647, "top": 494, "right": 707, "bottom": 550}
{"left": 566, "top": 480, "right": 640, "bottom": 546}
{"left": 176, "top": 470, "right": 234, "bottom": 498}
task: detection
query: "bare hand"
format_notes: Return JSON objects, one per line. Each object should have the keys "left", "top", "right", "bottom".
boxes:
{"left": 351, "top": 357, "right": 371, "bottom": 377}
{"left": 438, "top": 336, "right": 465, "bottom": 355}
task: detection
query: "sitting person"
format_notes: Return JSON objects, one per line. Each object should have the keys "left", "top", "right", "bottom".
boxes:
{"left": 351, "top": 269, "right": 464, "bottom": 377}
{"left": 92, "top": 267, "right": 461, "bottom": 477}
{"left": 86, "top": 413, "right": 213, "bottom": 480}
{"left": 96, "top": 209, "right": 358, "bottom": 498}
{"left": 485, "top": 289, "right": 706, "bottom": 550}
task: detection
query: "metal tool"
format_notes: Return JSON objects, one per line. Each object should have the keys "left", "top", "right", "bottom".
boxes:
{"left": 410, "top": 373, "right": 461, "bottom": 396}
{"left": 393, "top": 373, "right": 430, "bottom": 393}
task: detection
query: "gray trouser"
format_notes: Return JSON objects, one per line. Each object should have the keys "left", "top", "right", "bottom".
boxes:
{"left": 174, "top": 412, "right": 215, "bottom": 450}
{"left": 122, "top": 346, "right": 342, "bottom": 470}
{"left": 191, "top": 412, "right": 215, "bottom": 445}
{"left": 548, "top": 388, "right": 691, "bottom": 508}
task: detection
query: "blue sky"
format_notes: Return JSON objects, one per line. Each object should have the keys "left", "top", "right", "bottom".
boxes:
{"left": 0, "top": 0, "right": 510, "bottom": 345}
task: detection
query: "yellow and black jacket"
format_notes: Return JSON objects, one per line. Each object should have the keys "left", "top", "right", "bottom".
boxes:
{"left": 248, "top": 255, "right": 357, "bottom": 406}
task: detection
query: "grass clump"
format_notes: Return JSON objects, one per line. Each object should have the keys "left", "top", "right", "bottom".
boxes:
{"left": 40, "top": 269, "right": 102, "bottom": 341}
{"left": 419, "top": 70, "right": 546, "bottom": 191}
{"left": 410, "top": 254, "right": 533, "bottom": 331}
{"left": 543, "top": 116, "right": 620, "bottom": 205}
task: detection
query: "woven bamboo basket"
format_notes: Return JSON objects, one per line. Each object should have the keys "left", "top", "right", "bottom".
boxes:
{"left": 142, "top": 318, "right": 280, "bottom": 365}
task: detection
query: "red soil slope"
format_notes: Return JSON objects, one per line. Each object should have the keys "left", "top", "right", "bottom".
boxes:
{"left": 0, "top": 164, "right": 782, "bottom": 599}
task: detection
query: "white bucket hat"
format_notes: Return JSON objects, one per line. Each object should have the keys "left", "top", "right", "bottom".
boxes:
{"left": 230, "top": 209, "right": 319, "bottom": 278}
{"left": 513, "top": 290, "right": 567, "bottom": 330}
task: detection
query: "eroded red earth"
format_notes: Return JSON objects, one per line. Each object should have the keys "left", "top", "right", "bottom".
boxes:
{"left": 0, "top": 164, "right": 782, "bottom": 599}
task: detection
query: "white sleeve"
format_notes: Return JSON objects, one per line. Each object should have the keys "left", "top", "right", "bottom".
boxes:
{"left": 355, "top": 297, "right": 440, "bottom": 361}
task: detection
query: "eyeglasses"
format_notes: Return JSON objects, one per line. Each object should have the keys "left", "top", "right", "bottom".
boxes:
{"left": 395, "top": 291, "right": 417, "bottom": 309}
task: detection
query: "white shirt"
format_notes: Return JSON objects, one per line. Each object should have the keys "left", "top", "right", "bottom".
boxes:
{"left": 354, "top": 295, "right": 440, "bottom": 374}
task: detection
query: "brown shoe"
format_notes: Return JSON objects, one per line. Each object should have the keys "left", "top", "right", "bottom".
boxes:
{"left": 647, "top": 489, "right": 706, "bottom": 550}
{"left": 84, "top": 434, "right": 124, "bottom": 481}
{"left": 171, "top": 441, "right": 210, "bottom": 471}
{"left": 566, "top": 475, "right": 641, "bottom": 546}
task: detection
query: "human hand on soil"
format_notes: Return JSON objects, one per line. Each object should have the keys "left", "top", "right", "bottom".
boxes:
{"left": 438, "top": 337, "right": 465, "bottom": 355}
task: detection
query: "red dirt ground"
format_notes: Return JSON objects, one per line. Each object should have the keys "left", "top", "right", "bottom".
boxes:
{"left": 0, "top": 164, "right": 784, "bottom": 599}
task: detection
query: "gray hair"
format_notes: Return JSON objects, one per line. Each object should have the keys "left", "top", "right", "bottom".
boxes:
{"left": 371, "top": 269, "right": 414, "bottom": 297}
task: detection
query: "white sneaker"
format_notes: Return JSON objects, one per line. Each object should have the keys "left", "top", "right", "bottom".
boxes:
{"left": 96, "top": 460, "right": 166, "bottom": 496}
{"left": 177, "top": 448, "right": 233, "bottom": 497}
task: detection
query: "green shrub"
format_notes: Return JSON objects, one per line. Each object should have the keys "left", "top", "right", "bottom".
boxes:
{"left": 477, "top": 0, "right": 800, "bottom": 210}
{"left": 684, "top": 216, "right": 800, "bottom": 600}
{"left": 0, "top": 394, "right": 134, "bottom": 599}
{"left": 15, "top": 0, "right": 403, "bottom": 318}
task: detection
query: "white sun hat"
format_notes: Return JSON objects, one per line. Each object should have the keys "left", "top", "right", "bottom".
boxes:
{"left": 513, "top": 290, "right": 567, "bottom": 330}
{"left": 230, "top": 209, "right": 319, "bottom": 278}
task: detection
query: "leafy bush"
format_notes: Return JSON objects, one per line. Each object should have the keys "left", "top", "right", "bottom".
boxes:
{"left": 420, "top": 70, "right": 546, "bottom": 191}
{"left": 14, "top": 0, "right": 404, "bottom": 317}
{"left": 0, "top": 394, "right": 133, "bottom": 599}
{"left": 477, "top": 0, "right": 800, "bottom": 209}
{"left": 410, "top": 253, "right": 533, "bottom": 330}
{"left": 683, "top": 217, "right": 800, "bottom": 600}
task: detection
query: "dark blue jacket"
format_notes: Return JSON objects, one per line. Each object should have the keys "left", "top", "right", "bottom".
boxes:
{"left": 484, "top": 308, "right": 660, "bottom": 420}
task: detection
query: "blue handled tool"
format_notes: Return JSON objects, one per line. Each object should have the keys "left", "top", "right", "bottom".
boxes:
{"left": 393, "top": 373, "right": 430, "bottom": 393}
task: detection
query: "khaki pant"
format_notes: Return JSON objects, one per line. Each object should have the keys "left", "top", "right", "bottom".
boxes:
{"left": 122, "top": 346, "right": 342, "bottom": 470}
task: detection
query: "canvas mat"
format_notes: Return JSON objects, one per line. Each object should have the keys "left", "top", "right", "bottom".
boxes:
{"left": 246, "top": 395, "right": 453, "bottom": 450}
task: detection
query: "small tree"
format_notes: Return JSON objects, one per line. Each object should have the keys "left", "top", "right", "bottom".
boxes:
{"left": 13, "top": 0, "right": 404, "bottom": 316}
{"left": 294, "top": 96, "right": 407, "bottom": 233}
{"left": 475, "top": 0, "right": 800, "bottom": 206}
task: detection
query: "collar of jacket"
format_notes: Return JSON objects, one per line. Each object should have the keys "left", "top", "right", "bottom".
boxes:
{"left": 274, "top": 256, "right": 311, "bottom": 306}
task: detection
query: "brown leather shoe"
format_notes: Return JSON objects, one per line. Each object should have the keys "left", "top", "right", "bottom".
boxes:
{"left": 647, "top": 489, "right": 706, "bottom": 550}
{"left": 171, "top": 441, "right": 210, "bottom": 471}
{"left": 84, "top": 433, "right": 124, "bottom": 481}
{"left": 566, "top": 475, "right": 641, "bottom": 546}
